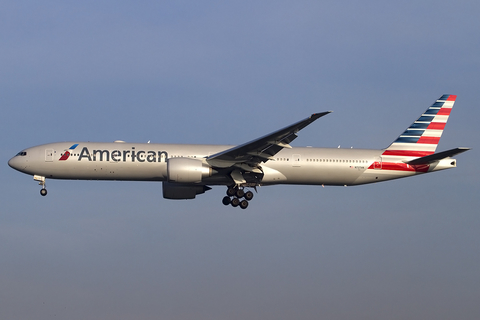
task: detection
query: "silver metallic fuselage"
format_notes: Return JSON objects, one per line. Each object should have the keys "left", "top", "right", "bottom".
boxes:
{"left": 8, "top": 141, "right": 443, "bottom": 187}
{"left": 8, "top": 96, "right": 467, "bottom": 206}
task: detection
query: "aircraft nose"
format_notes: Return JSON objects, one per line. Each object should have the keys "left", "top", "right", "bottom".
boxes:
{"left": 8, "top": 157, "right": 16, "bottom": 168}
{"left": 8, "top": 156, "right": 22, "bottom": 171}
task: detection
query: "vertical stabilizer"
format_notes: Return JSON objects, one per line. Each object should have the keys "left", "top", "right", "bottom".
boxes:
{"left": 382, "top": 94, "right": 456, "bottom": 162}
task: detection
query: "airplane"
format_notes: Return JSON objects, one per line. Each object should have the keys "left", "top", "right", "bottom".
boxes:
{"left": 8, "top": 94, "right": 469, "bottom": 209}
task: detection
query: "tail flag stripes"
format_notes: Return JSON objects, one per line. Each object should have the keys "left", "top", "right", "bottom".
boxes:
{"left": 383, "top": 94, "right": 456, "bottom": 160}
{"left": 368, "top": 95, "right": 457, "bottom": 172}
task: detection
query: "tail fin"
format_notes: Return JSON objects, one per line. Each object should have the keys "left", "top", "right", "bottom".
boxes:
{"left": 382, "top": 94, "right": 456, "bottom": 161}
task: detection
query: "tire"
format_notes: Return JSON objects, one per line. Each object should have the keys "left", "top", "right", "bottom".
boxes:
{"left": 231, "top": 197, "right": 240, "bottom": 207}
{"left": 227, "top": 187, "right": 236, "bottom": 197}
{"left": 240, "top": 200, "right": 249, "bottom": 209}
{"left": 222, "top": 196, "right": 231, "bottom": 206}
{"left": 40, "top": 188, "right": 47, "bottom": 196}
{"left": 236, "top": 189, "right": 245, "bottom": 198}
{"left": 244, "top": 191, "right": 254, "bottom": 201}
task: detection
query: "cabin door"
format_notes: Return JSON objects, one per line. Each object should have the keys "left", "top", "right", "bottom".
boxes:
{"left": 373, "top": 156, "right": 382, "bottom": 169}
{"left": 292, "top": 154, "right": 301, "bottom": 167}
{"left": 45, "top": 149, "right": 54, "bottom": 162}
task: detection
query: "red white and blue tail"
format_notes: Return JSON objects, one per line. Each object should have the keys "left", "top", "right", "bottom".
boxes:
{"left": 382, "top": 94, "right": 456, "bottom": 162}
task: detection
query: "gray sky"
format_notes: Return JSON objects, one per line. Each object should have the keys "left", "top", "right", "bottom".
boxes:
{"left": 1, "top": 1, "right": 479, "bottom": 319}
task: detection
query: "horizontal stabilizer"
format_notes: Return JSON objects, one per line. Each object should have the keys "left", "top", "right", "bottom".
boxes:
{"left": 406, "top": 147, "right": 470, "bottom": 165}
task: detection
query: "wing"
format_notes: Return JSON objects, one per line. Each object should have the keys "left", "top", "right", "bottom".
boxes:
{"left": 206, "top": 111, "right": 331, "bottom": 168}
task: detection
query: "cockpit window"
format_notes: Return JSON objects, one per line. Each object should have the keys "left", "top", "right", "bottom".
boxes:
{"left": 16, "top": 151, "right": 27, "bottom": 156}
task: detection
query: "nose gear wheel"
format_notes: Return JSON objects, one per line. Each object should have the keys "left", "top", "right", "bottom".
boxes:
{"left": 34, "top": 175, "right": 48, "bottom": 197}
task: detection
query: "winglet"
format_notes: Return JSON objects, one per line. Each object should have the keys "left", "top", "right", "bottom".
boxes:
{"left": 311, "top": 111, "right": 333, "bottom": 120}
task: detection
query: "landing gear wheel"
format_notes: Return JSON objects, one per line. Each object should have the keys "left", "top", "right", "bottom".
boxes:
{"left": 222, "top": 196, "right": 231, "bottom": 206}
{"left": 231, "top": 197, "right": 240, "bottom": 207}
{"left": 236, "top": 189, "right": 245, "bottom": 198}
{"left": 227, "top": 187, "right": 237, "bottom": 197}
{"left": 40, "top": 188, "right": 47, "bottom": 196}
{"left": 240, "top": 200, "right": 249, "bottom": 209}
{"left": 244, "top": 191, "right": 254, "bottom": 201}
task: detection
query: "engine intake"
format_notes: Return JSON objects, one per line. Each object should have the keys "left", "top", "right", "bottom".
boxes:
{"left": 167, "top": 157, "right": 213, "bottom": 183}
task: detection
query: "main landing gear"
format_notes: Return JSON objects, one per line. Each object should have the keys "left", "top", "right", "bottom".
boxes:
{"left": 222, "top": 187, "right": 254, "bottom": 209}
{"left": 34, "top": 175, "right": 47, "bottom": 196}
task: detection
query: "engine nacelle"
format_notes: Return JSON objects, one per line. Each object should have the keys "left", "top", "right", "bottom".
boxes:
{"left": 167, "top": 157, "right": 213, "bottom": 183}
{"left": 162, "top": 181, "right": 211, "bottom": 199}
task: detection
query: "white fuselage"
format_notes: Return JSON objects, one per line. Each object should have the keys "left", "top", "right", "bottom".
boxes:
{"left": 7, "top": 95, "right": 466, "bottom": 207}
{"left": 9, "top": 141, "right": 452, "bottom": 187}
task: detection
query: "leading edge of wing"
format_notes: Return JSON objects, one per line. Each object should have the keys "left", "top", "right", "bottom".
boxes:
{"left": 206, "top": 111, "right": 332, "bottom": 167}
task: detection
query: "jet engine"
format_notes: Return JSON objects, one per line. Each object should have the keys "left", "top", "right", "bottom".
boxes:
{"left": 167, "top": 157, "right": 213, "bottom": 183}
{"left": 162, "top": 181, "right": 211, "bottom": 199}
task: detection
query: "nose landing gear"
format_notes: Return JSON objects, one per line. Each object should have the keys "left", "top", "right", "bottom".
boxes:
{"left": 222, "top": 187, "right": 254, "bottom": 209}
{"left": 34, "top": 175, "right": 47, "bottom": 196}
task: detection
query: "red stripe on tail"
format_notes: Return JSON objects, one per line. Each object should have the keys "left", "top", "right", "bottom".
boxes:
{"left": 427, "top": 122, "right": 446, "bottom": 130}
{"left": 437, "top": 108, "right": 452, "bottom": 115}
{"left": 417, "top": 136, "right": 440, "bottom": 144}
{"left": 368, "top": 162, "right": 429, "bottom": 173}
{"left": 382, "top": 150, "right": 434, "bottom": 157}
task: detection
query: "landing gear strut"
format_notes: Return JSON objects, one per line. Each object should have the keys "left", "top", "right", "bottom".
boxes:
{"left": 222, "top": 186, "right": 254, "bottom": 209}
{"left": 34, "top": 175, "right": 47, "bottom": 197}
